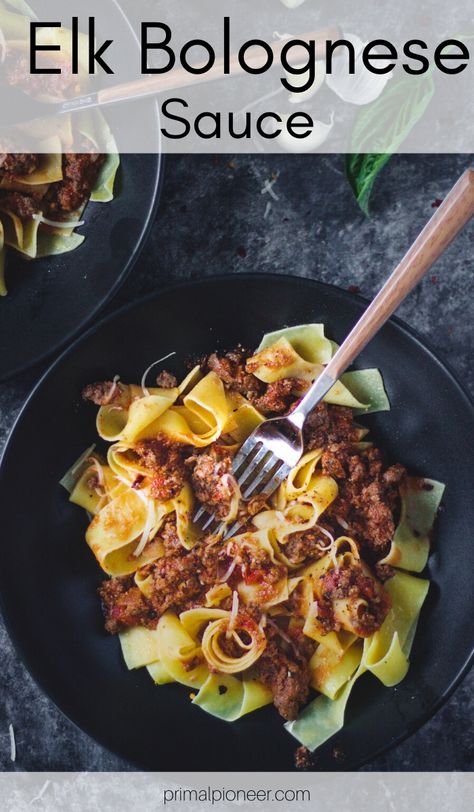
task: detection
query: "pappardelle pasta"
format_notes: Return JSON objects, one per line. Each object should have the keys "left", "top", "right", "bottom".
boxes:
{"left": 62, "top": 324, "right": 444, "bottom": 754}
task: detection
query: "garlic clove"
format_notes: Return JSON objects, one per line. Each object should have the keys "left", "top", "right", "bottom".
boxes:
{"left": 326, "top": 32, "right": 392, "bottom": 105}
{"left": 277, "top": 111, "right": 335, "bottom": 153}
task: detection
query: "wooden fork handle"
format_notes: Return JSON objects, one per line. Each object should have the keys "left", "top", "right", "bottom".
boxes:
{"left": 325, "top": 168, "right": 474, "bottom": 381}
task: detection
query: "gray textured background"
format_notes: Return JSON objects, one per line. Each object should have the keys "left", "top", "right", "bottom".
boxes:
{"left": 0, "top": 153, "right": 473, "bottom": 771}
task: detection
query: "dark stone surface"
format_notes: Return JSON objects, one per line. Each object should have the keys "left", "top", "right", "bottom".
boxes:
{"left": 0, "top": 153, "right": 473, "bottom": 771}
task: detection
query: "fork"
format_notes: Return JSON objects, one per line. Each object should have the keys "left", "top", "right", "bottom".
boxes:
{"left": 194, "top": 168, "right": 474, "bottom": 538}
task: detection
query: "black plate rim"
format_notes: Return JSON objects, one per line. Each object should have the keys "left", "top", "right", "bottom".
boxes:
{"left": 0, "top": 0, "right": 165, "bottom": 383}
{"left": 1, "top": 272, "right": 473, "bottom": 770}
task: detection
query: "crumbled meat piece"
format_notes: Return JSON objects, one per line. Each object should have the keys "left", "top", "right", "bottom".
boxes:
{"left": 295, "top": 746, "right": 313, "bottom": 770}
{"left": 253, "top": 627, "right": 314, "bottom": 720}
{"left": 187, "top": 444, "right": 235, "bottom": 519}
{"left": 160, "top": 518, "right": 183, "bottom": 556}
{"left": 155, "top": 370, "right": 178, "bottom": 388}
{"left": 99, "top": 575, "right": 157, "bottom": 634}
{"left": 320, "top": 564, "right": 391, "bottom": 637}
{"left": 375, "top": 562, "right": 395, "bottom": 582}
{"left": 225, "top": 540, "right": 286, "bottom": 603}
{"left": 0, "top": 191, "right": 41, "bottom": 218}
{"left": 304, "top": 403, "right": 360, "bottom": 450}
{"left": 43, "top": 153, "right": 105, "bottom": 217}
{"left": 135, "top": 436, "right": 187, "bottom": 500}
{"left": 196, "top": 541, "right": 223, "bottom": 585}
{"left": 0, "top": 152, "right": 39, "bottom": 176}
{"left": 148, "top": 553, "right": 204, "bottom": 616}
{"left": 383, "top": 464, "right": 406, "bottom": 485}
{"left": 284, "top": 527, "right": 330, "bottom": 566}
{"left": 253, "top": 378, "right": 303, "bottom": 415}
{"left": 321, "top": 447, "right": 346, "bottom": 479}
{"left": 322, "top": 443, "right": 406, "bottom": 555}
{"left": 206, "top": 350, "right": 304, "bottom": 416}
{"left": 82, "top": 381, "right": 121, "bottom": 406}
{"left": 206, "top": 350, "right": 265, "bottom": 402}
{"left": 244, "top": 493, "right": 270, "bottom": 518}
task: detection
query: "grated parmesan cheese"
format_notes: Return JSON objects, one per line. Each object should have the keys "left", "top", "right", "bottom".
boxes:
{"left": 140, "top": 352, "right": 177, "bottom": 396}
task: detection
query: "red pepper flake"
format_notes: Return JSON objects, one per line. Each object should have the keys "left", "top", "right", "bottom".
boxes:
{"left": 431, "top": 275, "right": 438, "bottom": 284}
{"left": 431, "top": 198, "right": 443, "bottom": 208}
{"left": 237, "top": 246, "right": 247, "bottom": 258}
{"left": 132, "top": 475, "right": 145, "bottom": 490}
{"left": 348, "top": 285, "right": 360, "bottom": 294}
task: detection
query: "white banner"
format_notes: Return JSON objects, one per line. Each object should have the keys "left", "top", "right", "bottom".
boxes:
{"left": 0, "top": 0, "right": 474, "bottom": 152}
{"left": 1, "top": 772, "right": 473, "bottom": 812}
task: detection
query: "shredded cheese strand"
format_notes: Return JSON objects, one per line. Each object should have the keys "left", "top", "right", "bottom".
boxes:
{"left": 227, "top": 590, "right": 239, "bottom": 638}
{"left": 133, "top": 501, "right": 155, "bottom": 558}
{"left": 102, "top": 375, "right": 120, "bottom": 405}
{"left": 33, "top": 214, "right": 85, "bottom": 228}
{"left": 140, "top": 352, "right": 177, "bottom": 396}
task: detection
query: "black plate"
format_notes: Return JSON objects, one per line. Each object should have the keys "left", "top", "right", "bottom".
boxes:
{"left": 0, "top": 0, "right": 163, "bottom": 382}
{"left": 1, "top": 274, "right": 473, "bottom": 771}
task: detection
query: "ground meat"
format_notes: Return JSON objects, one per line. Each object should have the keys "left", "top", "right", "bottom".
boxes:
{"left": 135, "top": 436, "right": 187, "bottom": 501}
{"left": 100, "top": 535, "right": 239, "bottom": 635}
{"left": 253, "top": 378, "right": 303, "bottom": 415}
{"left": 383, "top": 463, "right": 406, "bottom": 484}
{"left": 206, "top": 349, "right": 265, "bottom": 403}
{"left": 375, "top": 562, "right": 395, "bottom": 582}
{"left": 0, "top": 152, "right": 39, "bottom": 176}
{"left": 284, "top": 527, "right": 330, "bottom": 566}
{"left": 253, "top": 628, "right": 314, "bottom": 720}
{"left": 43, "top": 153, "right": 105, "bottom": 217}
{"left": 99, "top": 575, "right": 157, "bottom": 634}
{"left": 322, "top": 443, "right": 406, "bottom": 555}
{"left": 304, "top": 402, "right": 360, "bottom": 450}
{"left": 235, "top": 493, "right": 270, "bottom": 531}
{"left": 320, "top": 564, "right": 391, "bottom": 637}
{"left": 196, "top": 541, "right": 223, "bottom": 585}
{"left": 155, "top": 370, "right": 178, "bottom": 388}
{"left": 225, "top": 540, "right": 286, "bottom": 604}
{"left": 160, "top": 518, "right": 183, "bottom": 557}
{"left": 186, "top": 444, "right": 235, "bottom": 519}
{"left": 0, "top": 191, "right": 41, "bottom": 218}
{"left": 206, "top": 350, "right": 303, "bottom": 416}
{"left": 148, "top": 553, "right": 204, "bottom": 616}
{"left": 82, "top": 381, "right": 121, "bottom": 406}
{"left": 295, "top": 746, "right": 313, "bottom": 770}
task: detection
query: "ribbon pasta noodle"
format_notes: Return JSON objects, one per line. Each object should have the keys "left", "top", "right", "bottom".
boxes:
{"left": 63, "top": 323, "right": 444, "bottom": 753}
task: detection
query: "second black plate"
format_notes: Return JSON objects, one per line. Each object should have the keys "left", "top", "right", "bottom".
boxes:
{"left": 0, "top": 0, "right": 163, "bottom": 381}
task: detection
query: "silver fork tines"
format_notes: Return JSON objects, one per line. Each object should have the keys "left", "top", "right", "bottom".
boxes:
{"left": 192, "top": 371, "right": 338, "bottom": 539}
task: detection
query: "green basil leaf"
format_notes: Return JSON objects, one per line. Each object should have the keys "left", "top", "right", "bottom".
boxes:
{"left": 346, "top": 72, "right": 435, "bottom": 215}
